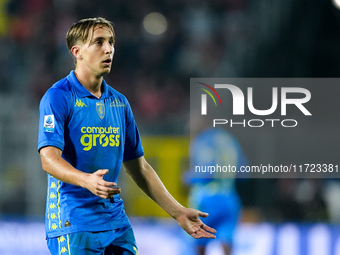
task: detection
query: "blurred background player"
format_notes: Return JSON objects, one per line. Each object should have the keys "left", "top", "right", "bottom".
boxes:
{"left": 188, "top": 127, "right": 249, "bottom": 255}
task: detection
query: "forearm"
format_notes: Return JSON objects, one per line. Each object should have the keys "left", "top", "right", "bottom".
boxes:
{"left": 125, "top": 158, "right": 185, "bottom": 219}
{"left": 40, "top": 147, "right": 88, "bottom": 188}
{"left": 124, "top": 157, "right": 217, "bottom": 239}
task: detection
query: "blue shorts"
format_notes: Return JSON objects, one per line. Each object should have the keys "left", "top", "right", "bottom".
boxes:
{"left": 47, "top": 226, "right": 138, "bottom": 255}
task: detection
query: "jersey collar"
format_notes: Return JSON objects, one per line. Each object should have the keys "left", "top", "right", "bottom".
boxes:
{"left": 67, "top": 70, "right": 110, "bottom": 99}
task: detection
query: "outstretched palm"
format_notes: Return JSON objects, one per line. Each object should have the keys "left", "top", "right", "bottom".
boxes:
{"left": 176, "top": 208, "right": 216, "bottom": 239}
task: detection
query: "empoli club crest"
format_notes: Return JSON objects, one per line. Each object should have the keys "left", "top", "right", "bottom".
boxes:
{"left": 96, "top": 102, "right": 105, "bottom": 119}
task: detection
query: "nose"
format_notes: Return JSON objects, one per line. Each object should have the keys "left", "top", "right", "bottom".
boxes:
{"left": 105, "top": 42, "right": 113, "bottom": 55}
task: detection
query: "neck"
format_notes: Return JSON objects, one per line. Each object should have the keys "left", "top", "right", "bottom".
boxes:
{"left": 74, "top": 68, "right": 103, "bottom": 98}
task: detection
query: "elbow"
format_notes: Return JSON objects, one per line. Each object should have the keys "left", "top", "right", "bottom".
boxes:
{"left": 39, "top": 146, "right": 62, "bottom": 174}
{"left": 40, "top": 155, "right": 49, "bottom": 173}
{"left": 39, "top": 149, "right": 54, "bottom": 174}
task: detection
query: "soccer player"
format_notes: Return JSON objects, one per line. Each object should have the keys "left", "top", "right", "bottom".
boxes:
{"left": 38, "top": 17, "right": 216, "bottom": 255}
{"left": 188, "top": 127, "right": 248, "bottom": 255}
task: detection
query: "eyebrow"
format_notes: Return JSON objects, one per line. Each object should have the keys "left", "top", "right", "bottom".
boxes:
{"left": 92, "top": 36, "right": 115, "bottom": 42}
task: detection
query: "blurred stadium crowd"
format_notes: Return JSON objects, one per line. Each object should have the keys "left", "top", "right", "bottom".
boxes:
{"left": 1, "top": 0, "right": 340, "bottom": 227}
{"left": 0, "top": 0, "right": 249, "bottom": 134}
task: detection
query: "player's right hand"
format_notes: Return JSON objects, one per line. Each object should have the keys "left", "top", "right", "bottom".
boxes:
{"left": 84, "top": 169, "right": 121, "bottom": 199}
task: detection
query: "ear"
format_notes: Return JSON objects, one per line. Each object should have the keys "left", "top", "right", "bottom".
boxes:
{"left": 71, "top": 45, "right": 83, "bottom": 60}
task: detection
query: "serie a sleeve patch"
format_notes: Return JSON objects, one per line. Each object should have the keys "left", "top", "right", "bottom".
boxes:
{"left": 44, "top": 115, "right": 55, "bottom": 133}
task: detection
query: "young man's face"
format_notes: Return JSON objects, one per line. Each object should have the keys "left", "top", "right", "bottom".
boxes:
{"left": 77, "top": 25, "right": 115, "bottom": 77}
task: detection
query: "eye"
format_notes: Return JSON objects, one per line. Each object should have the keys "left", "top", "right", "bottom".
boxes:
{"left": 95, "top": 40, "right": 103, "bottom": 45}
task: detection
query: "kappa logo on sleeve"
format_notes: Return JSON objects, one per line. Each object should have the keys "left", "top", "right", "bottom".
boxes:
{"left": 44, "top": 115, "right": 55, "bottom": 133}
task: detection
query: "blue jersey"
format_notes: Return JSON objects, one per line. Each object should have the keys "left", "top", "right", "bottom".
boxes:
{"left": 189, "top": 128, "right": 248, "bottom": 207}
{"left": 38, "top": 71, "right": 144, "bottom": 238}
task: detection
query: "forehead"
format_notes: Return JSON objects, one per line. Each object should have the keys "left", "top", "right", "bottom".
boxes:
{"left": 88, "top": 25, "right": 114, "bottom": 41}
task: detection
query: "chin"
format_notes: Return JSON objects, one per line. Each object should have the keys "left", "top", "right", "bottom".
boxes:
{"left": 101, "top": 69, "right": 111, "bottom": 76}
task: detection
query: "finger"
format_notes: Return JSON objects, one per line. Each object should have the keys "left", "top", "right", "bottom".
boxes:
{"left": 191, "top": 229, "right": 216, "bottom": 239}
{"left": 189, "top": 228, "right": 202, "bottom": 239}
{"left": 187, "top": 227, "right": 200, "bottom": 235}
{"left": 96, "top": 190, "right": 113, "bottom": 199}
{"left": 198, "top": 211, "right": 209, "bottom": 218}
{"left": 95, "top": 169, "right": 109, "bottom": 176}
{"left": 201, "top": 224, "right": 217, "bottom": 234}
{"left": 96, "top": 178, "right": 116, "bottom": 187}
{"left": 108, "top": 187, "right": 121, "bottom": 194}
{"left": 97, "top": 186, "right": 121, "bottom": 194}
{"left": 191, "top": 232, "right": 200, "bottom": 239}
{"left": 97, "top": 188, "right": 121, "bottom": 198}
{"left": 196, "top": 229, "right": 216, "bottom": 239}
{"left": 102, "top": 181, "right": 117, "bottom": 187}
{"left": 201, "top": 231, "right": 216, "bottom": 239}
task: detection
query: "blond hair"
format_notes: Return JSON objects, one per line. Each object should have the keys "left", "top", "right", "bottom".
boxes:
{"left": 66, "top": 17, "right": 115, "bottom": 63}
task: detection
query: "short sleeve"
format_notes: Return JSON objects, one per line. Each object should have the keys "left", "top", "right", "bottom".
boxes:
{"left": 122, "top": 100, "right": 144, "bottom": 161}
{"left": 38, "top": 88, "right": 70, "bottom": 152}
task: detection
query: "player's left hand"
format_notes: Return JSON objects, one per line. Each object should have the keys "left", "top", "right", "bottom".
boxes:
{"left": 175, "top": 208, "right": 216, "bottom": 239}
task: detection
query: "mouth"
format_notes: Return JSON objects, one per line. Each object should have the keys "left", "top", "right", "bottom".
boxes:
{"left": 102, "top": 58, "right": 112, "bottom": 65}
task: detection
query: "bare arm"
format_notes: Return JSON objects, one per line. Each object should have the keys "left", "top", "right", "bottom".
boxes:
{"left": 123, "top": 156, "right": 216, "bottom": 239}
{"left": 39, "top": 146, "right": 121, "bottom": 199}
